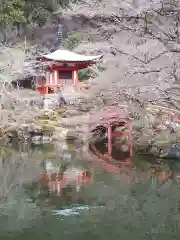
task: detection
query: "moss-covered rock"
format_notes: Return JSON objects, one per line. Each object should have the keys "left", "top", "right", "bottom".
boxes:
{"left": 51, "top": 128, "right": 69, "bottom": 141}
{"left": 55, "top": 108, "right": 66, "bottom": 116}
{"left": 36, "top": 110, "right": 58, "bottom": 121}
{"left": 4, "top": 124, "right": 19, "bottom": 139}
{"left": 36, "top": 119, "right": 60, "bottom": 128}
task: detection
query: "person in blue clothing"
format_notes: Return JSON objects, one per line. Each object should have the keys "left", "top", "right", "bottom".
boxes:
{"left": 58, "top": 91, "right": 67, "bottom": 107}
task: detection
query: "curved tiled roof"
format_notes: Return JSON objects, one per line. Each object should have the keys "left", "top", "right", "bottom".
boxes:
{"left": 41, "top": 49, "right": 103, "bottom": 62}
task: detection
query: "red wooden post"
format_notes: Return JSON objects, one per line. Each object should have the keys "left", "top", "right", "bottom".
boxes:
{"left": 127, "top": 122, "right": 133, "bottom": 157}
{"left": 107, "top": 124, "right": 112, "bottom": 157}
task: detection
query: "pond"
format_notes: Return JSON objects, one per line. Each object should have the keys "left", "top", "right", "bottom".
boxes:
{"left": 0, "top": 140, "right": 180, "bottom": 240}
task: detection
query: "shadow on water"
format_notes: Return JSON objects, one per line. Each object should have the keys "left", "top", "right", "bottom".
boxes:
{"left": 1, "top": 139, "right": 180, "bottom": 239}
{"left": 92, "top": 137, "right": 130, "bottom": 161}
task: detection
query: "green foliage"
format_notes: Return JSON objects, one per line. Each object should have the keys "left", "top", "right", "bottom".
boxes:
{"left": 24, "top": 0, "right": 56, "bottom": 26}
{"left": 78, "top": 65, "right": 105, "bottom": 82}
{"left": 0, "top": 0, "right": 26, "bottom": 27}
{"left": 78, "top": 69, "right": 96, "bottom": 82}
{"left": 0, "top": 0, "right": 71, "bottom": 29}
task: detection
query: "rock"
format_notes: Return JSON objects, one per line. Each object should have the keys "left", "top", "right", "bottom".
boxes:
{"left": 168, "top": 122, "right": 180, "bottom": 132}
{"left": 32, "top": 136, "right": 43, "bottom": 144}
{"left": 148, "top": 145, "right": 161, "bottom": 156}
{"left": 159, "top": 146, "right": 171, "bottom": 158}
{"left": 55, "top": 108, "right": 66, "bottom": 116}
{"left": 152, "top": 130, "right": 171, "bottom": 146}
{"left": 17, "top": 124, "right": 31, "bottom": 139}
{"left": 37, "top": 109, "right": 58, "bottom": 121}
{"left": 42, "top": 125, "right": 55, "bottom": 136}
{"left": 52, "top": 127, "right": 80, "bottom": 141}
{"left": 52, "top": 128, "right": 68, "bottom": 141}
{"left": 43, "top": 94, "right": 59, "bottom": 109}
{"left": 171, "top": 133, "right": 180, "bottom": 144}
{"left": 66, "top": 130, "right": 77, "bottom": 140}
{"left": 27, "top": 122, "right": 41, "bottom": 132}
{"left": 62, "top": 109, "right": 82, "bottom": 117}
{"left": 0, "top": 126, "right": 5, "bottom": 137}
{"left": 32, "top": 135, "right": 52, "bottom": 144}
{"left": 51, "top": 132, "right": 62, "bottom": 141}
{"left": 114, "top": 135, "right": 127, "bottom": 145}
{"left": 80, "top": 83, "right": 90, "bottom": 90}
{"left": 114, "top": 126, "right": 126, "bottom": 131}
{"left": 120, "top": 144, "right": 129, "bottom": 152}
{"left": 152, "top": 118, "right": 162, "bottom": 128}
{"left": 4, "top": 124, "right": 19, "bottom": 139}
{"left": 132, "top": 121, "right": 143, "bottom": 131}
{"left": 83, "top": 85, "right": 90, "bottom": 90}
{"left": 155, "top": 124, "right": 167, "bottom": 131}
{"left": 54, "top": 141, "right": 69, "bottom": 151}
{"left": 146, "top": 113, "right": 156, "bottom": 126}
{"left": 143, "top": 128, "right": 155, "bottom": 137}
{"left": 74, "top": 100, "right": 93, "bottom": 112}
{"left": 136, "top": 135, "right": 153, "bottom": 153}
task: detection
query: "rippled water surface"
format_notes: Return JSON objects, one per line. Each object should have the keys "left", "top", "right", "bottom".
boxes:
{"left": 0, "top": 140, "right": 180, "bottom": 240}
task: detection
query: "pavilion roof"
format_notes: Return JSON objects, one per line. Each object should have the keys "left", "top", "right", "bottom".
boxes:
{"left": 41, "top": 49, "right": 103, "bottom": 62}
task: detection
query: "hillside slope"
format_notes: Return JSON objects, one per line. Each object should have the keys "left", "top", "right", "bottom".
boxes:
{"left": 48, "top": 0, "right": 180, "bottom": 111}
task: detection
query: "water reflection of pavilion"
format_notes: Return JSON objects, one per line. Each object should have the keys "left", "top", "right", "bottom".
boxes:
{"left": 39, "top": 159, "right": 93, "bottom": 196}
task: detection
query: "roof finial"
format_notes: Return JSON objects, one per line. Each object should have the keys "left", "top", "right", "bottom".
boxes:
{"left": 51, "top": 22, "right": 64, "bottom": 52}
{"left": 57, "top": 23, "right": 63, "bottom": 47}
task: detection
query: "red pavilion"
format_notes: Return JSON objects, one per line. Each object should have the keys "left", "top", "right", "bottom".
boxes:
{"left": 36, "top": 49, "right": 103, "bottom": 94}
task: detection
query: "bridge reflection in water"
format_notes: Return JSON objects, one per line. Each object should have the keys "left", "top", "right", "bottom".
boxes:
{"left": 89, "top": 105, "right": 133, "bottom": 160}
{"left": 89, "top": 106, "right": 133, "bottom": 174}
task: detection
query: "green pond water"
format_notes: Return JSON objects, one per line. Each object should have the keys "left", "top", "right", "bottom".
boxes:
{"left": 0, "top": 140, "right": 180, "bottom": 240}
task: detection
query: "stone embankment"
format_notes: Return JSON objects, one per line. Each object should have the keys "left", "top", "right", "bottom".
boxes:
{"left": 2, "top": 108, "right": 85, "bottom": 144}
{"left": 0, "top": 85, "right": 94, "bottom": 145}
{"left": 3, "top": 83, "right": 180, "bottom": 161}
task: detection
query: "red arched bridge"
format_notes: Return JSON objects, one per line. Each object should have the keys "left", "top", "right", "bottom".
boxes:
{"left": 61, "top": 104, "right": 133, "bottom": 172}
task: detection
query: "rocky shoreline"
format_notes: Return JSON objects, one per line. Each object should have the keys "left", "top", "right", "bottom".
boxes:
{"left": 2, "top": 0, "right": 180, "bottom": 162}
{"left": 1, "top": 108, "right": 79, "bottom": 144}
{"left": 0, "top": 85, "right": 93, "bottom": 145}
{"left": 2, "top": 83, "right": 180, "bottom": 162}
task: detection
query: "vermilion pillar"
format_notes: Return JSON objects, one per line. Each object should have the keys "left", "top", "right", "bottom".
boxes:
{"left": 45, "top": 71, "right": 50, "bottom": 94}
{"left": 73, "top": 70, "right": 78, "bottom": 85}
{"left": 54, "top": 70, "right": 58, "bottom": 85}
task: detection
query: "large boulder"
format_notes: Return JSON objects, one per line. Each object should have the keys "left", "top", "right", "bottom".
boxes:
{"left": 36, "top": 109, "right": 58, "bottom": 121}
{"left": 4, "top": 124, "right": 19, "bottom": 140}
{"left": 66, "top": 130, "right": 77, "bottom": 140}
